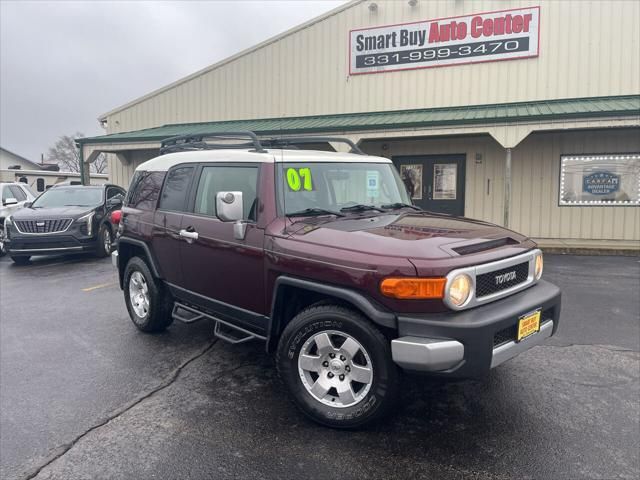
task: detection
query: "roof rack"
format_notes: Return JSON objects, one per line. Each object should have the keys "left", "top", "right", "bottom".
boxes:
{"left": 159, "top": 131, "right": 364, "bottom": 155}
{"left": 160, "top": 131, "right": 267, "bottom": 155}
{"left": 263, "top": 136, "right": 364, "bottom": 155}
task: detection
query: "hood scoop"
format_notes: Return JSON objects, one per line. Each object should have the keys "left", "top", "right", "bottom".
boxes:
{"left": 450, "top": 237, "right": 519, "bottom": 256}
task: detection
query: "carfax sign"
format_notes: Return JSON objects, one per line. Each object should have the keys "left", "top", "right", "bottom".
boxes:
{"left": 583, "top": 171, "right": 621, "bottom": 195}
{"left": 349, "top": 6, "right": 540, "bottom": 75}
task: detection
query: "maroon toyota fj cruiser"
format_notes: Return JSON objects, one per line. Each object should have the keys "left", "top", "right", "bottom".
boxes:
{"left": 113, "top": 132, "right": 560, "bottom": 428}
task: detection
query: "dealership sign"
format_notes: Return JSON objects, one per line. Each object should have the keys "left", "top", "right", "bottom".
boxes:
{"left": 349, "top": 6, "right": 540, "bottom": 75}
{"left": 583, "top": 171, "right": 621, "bottom": 195}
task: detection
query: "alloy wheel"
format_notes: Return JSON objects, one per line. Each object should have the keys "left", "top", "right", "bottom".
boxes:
{"left": 103, "top": 229, "right": 112, "bottom": 254}
{"left": 297, "top": 330, "right": 373, "bottom": 408}
{"left": 129, "top": 271, "right": 150, "bottom": 318}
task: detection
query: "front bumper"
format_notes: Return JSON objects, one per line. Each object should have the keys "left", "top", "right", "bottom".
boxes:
{"left": 6, "top": 234, "right": 96, "bottom": 256}
{"left": 391, "top": 280, "right": 561, "bottom": 377}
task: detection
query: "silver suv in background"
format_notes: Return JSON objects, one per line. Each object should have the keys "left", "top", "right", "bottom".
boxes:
{"left": 0, "top": 182, "right": 36, "bottom": 256}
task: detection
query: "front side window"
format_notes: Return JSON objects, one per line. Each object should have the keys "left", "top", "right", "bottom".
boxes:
{"left": 30, "top": 187, "right": 103, "bottom": 208}
{"left": 107, "top": 187, "right": 125, "bottom": 199}
{"left": 194, "top": 166, "right": 259, "bottom": 220}
{"left": 559, "top": 154, "right": 640, "bottom": 206}
{"left": 277, "top": 162, "right": 410, "bottom": 215}
{"left": 158, "top": 166, "right": 194, "bottom": 212}
{"left": 8, "top": 185, "right": 27, "bottom": 202}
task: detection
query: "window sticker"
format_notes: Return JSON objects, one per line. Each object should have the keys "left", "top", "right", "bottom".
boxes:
{"left": 366, "top": 170, "right": 380, "bottom": 198}
{"left": 286, "top": 167, "right": 313, "bottom": 191}
{"left": 433, "top": 164, "right": 457, "bottom": 200}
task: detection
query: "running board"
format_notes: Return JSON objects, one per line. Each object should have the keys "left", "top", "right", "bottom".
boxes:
{"left": 172, "top": 301, "right": 264, "bottom": 344}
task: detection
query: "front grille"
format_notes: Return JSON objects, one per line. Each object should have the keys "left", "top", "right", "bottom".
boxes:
{"left": 14, "top": 219, "right": 73, "bottom": 234}
{"left": 493, "top": 325, "right": 518, "bottom": 347}
{"left": 476, "top": 261, "right": 529, "bottom": 298}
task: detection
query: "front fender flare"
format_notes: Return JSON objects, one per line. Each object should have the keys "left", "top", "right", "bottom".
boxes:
{"left": 266, "top": 276, "right": 397, "bottom": 352}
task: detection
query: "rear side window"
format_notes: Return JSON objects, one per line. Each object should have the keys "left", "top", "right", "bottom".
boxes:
{"left": 194, "top": 166, "right": 259, "bottom": 220}
{"left": 128, "top": 171, "right": 165, "bottom": 210}
{"left": 159, "top": 166, "right": 194, "bottom": 212}
{"left": 8, "top": 185, "right": 27, "bottom": 202}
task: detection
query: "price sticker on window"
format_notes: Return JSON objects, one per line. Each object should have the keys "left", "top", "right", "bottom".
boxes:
{"left": 286, "top": 168, "right": 313, "bottom": 191}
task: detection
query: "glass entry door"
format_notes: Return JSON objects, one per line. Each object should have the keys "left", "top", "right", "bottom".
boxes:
{"left": 393, "top": 154, "right": 466, "bottom": 216}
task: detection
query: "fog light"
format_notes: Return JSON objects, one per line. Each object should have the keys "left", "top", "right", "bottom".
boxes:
{"left": 534, "top": 253, "right": 544, "bottom": 280}
{"left": 447, "top": 274, "right": 472, "bottom": 307}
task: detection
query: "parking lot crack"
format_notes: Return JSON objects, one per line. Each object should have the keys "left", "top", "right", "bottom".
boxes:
{"left": 22, "top": 339, "right": 219, "bottom": 480}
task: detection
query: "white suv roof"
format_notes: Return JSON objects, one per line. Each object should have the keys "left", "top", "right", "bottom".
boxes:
{"left": 137, "top": 149, "right": 392, "bottom": 173}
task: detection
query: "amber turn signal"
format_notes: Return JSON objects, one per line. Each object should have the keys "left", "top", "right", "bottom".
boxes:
{"left": 380, "top": 277, "right": 446, "bottom": 299}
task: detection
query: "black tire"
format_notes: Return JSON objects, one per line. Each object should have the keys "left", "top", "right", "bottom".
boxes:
{"left": 10, "top": 255, "right": 30, "bottom": 265}
{"left": 123, "top": 256, "right": 173, "bottom": 333}
{"left": 95, "top": 224, "right": 112, "bottom": 258}
{"left": 276, "top": 304, "right": 400, "bottom": 429}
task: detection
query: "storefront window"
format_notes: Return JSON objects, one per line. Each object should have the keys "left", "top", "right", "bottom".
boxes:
{"left": 559, "top": 154, "right": 640, "bottom": 206}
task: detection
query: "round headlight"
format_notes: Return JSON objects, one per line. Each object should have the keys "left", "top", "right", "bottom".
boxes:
{"left": 448, "top": 274, "right": 472, "bottom": 307}
{"left": 534, "top": 253, "right": 544, "bottom": 280}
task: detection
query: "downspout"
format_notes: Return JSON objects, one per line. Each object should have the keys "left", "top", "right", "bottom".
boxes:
{"left": 503, "top": 147, "right": 512, "bottom": 228}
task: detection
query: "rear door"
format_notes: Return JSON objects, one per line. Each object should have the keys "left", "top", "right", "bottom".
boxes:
{"left": 152, "top": 165, "right": 196, "bottom": 286}
{"left": 177, "top": 163, "right": 267, "bottom": 331}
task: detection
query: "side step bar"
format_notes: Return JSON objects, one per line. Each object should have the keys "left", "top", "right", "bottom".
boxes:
{"left": 171, "top": 302, "right": 265, "bottom": 344}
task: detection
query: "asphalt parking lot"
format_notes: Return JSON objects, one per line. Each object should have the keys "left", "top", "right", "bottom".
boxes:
{"left": 1, "top": 253, "right": 638, "bottom": 480}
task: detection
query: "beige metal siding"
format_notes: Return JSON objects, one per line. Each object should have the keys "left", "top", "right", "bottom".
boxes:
{"left": 104, "top": 0, "right": 640, "bottom": 135}
{"left": 363, "top": 128, "right": 640, "bottom": 242}
{"left": 108, "top": 150, "right": 158, "bottom": 188}
{"left": 510, "top": 129, "right": 640, "bottom": 242}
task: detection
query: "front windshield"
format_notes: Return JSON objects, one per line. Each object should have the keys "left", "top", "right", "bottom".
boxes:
{"left": 31, "top": 187, "right": 103, "bottom": 208}
{"left": 278, "top": 162, "right": 411, "bottom": 215}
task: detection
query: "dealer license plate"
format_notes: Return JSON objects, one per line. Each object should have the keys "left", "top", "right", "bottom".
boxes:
{"left": 517, "top": 309, "right": 541, "bottom": 341}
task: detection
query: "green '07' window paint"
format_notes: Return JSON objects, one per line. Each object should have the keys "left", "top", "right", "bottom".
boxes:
{"left": 286, "top": 168, "right": 313, "bottom": 191}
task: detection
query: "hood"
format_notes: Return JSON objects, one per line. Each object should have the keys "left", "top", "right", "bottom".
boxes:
{"left": 12, "top": 205, "right": 95, "bottom": 219}
{"left": 284, "top": 211, "right": 530, "bottom": 261}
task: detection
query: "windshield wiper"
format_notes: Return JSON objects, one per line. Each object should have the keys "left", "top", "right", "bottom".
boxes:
{"left": 339, "top": 204, "right": 384, "bottom": 213}
{"left": 381, "top": 202, "right": 422, "bottom": 211}
{"left": 287, "top": 208, "right": 345, "bottom": 218}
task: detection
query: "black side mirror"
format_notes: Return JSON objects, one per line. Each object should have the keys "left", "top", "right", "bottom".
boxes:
{"left": 23, "top": 201, "right": 32, "bottom": 208}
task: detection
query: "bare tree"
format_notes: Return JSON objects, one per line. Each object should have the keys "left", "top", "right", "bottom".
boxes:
{"left": 46, "top": 133, "right": 108, "bottom": 174}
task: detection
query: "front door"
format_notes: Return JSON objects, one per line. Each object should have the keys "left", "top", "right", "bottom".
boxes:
{"left": 393, "top": 154, "right": 466, "bottom": 216}
{"left": 178, "top": 163, "right": 267, "bottom": 332}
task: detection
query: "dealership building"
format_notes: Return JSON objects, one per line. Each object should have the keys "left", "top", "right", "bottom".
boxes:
{"left": 78, "top": 0, "right": 640, "bottom": 251}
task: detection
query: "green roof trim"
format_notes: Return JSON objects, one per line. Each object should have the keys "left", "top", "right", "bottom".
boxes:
{"left": 79, "top": 95, "right": 640, "bottom": 145}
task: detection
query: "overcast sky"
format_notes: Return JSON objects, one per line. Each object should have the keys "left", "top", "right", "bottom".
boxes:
{"left": 0, "top": 0, "right": 346, "bottom": 162}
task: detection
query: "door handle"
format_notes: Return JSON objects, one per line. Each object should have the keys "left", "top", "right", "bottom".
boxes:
{"left": 179, "top": 229, "right": 199, "bottom": 243}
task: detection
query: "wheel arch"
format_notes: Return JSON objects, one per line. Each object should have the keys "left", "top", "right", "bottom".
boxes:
{"left": 266, "top": 276, "right": 397, "bottom": 353}
{"left": 117, "top": 237, "right": 162, "bottom": 289}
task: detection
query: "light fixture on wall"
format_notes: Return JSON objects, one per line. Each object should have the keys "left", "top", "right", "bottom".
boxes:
{"left": 368, "top": 2, "right": 378, "bottom": 12}
{"left": 408, "top": 0, "right": 418, "bottom": 7}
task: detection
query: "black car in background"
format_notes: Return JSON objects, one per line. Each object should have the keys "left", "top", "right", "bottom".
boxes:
{"left": 4, "top": 184, "right": 125, "bottom": 264}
